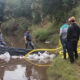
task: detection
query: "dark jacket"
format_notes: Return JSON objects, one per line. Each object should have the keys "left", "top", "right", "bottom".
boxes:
{"left": 67, "top": 23, "right": 80, "bottom": 42}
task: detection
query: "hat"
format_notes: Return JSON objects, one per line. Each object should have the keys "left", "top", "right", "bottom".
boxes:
{"left": 68, "top": 16, "right": 76, "bottom": 22}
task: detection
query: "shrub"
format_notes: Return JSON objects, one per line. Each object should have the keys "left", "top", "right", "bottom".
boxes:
{"left": 35, "top": 29, "right": 50, "bottom": 41}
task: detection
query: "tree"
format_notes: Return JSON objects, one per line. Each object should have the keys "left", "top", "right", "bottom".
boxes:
{"left": 0, "top": 0, "right": 5, "bottom": 22}
{"left": 41, "top": 0, "right": 79, "bottom": 22}
{"left": 19, "top": 0, "right": 32, "bottom": 19}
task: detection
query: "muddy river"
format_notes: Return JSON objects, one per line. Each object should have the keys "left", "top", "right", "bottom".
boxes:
{"left": 0, "top": 58, "right": 48, "bottom": 80}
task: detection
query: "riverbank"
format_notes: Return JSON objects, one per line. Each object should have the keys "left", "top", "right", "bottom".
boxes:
{"left": 2, "top": 19, "right": 60, "bottom": 49}
{"left": 48, "top": 55, "right": 80, "bottom": 80}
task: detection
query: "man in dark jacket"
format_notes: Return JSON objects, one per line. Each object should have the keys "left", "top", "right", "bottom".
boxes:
{"left": 67, "top": 17, "right": 80, "bottom": 63}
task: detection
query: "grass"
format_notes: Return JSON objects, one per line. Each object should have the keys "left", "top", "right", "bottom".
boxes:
{"left": 34, "top": 29, "right": 50, "bottom": 41}
{"left": 47, "top": 7, "right": 80, "bottom": 80}
{"left": 30, "top": 22, "right": 60, "bottom": 48}
{"left": 48, "top": 55, "right": 80, "bottom": 80}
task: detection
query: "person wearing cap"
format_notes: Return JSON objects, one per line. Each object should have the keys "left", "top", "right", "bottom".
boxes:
{"left": 24, "top": 30, "right": 34, "bottom": 49}
{"left": 60, "top": 21, "right": 69, "bottom": 59}
{"left": 67, "top": 17, "right": 80, "bottom": 63}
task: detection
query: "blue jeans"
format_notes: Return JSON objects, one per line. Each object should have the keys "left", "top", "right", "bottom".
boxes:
{"left": 26, "top": 41, "right": 34, "bottom": 49}
{"left": 61, "top": 39, "right": 67, "bottom": 59}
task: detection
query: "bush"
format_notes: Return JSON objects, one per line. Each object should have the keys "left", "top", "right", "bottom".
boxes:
{"left": 33, "top": 12, "right": 41, "bottom": 24}
{"left": 1, "top": 17, "right": 30, "bottom": 35}
{"left": 35, "top": 29, "right": 50, "bottom": 41}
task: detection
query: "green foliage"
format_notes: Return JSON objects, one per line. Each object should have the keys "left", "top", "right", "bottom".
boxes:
{"left": 33, "top": 12, "right": 41, "bottom": 24}
{"left": 0, "top": 0, "right": 80, "bottom": 48}
{"left": 2, "top": 18, "right": 30, "bottom": 35}
{"left": 48, "top": 55, "right": 77, "bottom": 80}
{"left": 0, "top": 0, "right": 80, "bottom": 24}
{"left": 48, "top": 34, "right": 59, "bottom": 45}
{"left": 19, "top": 0, "right": 32, "bottom": 18}
{"left": 71, "top": 5, "right": 80, "bottom": 25}
{"left": 34, "top": 29, "right": 50, "bottom": 41}
{"left": 0, "top": 0, "right": 5, "bottom": 22}
{"left": 4, "top": 0, "right": 32, "bottom": 20}
{"left": 32, "top": 22, "right": 58, "bottom": 42}
{"left": 42, "top": 0, "right": 79, "bottom": 22}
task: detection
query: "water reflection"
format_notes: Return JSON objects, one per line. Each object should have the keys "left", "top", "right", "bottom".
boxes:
{"left": 0, "top": 59, "right": 48, "bottom": 80}
{"left": 26, "top": 64, "right": 48, "bottom": 80}
{"left": 0, "top": 64, "right": 4, "bottom": 80}
{"left": 4, "top": 65, "right": 27, "bottom": 80}
{"left": 26, "top": 64, "right": 32, "bottom": 80}
{"left": 0, "top": 60, "right": 7, "bottom": 80}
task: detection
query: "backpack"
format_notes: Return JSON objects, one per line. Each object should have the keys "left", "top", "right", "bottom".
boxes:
{"left": 26, "top": 34, "right": 31, "bottom": 41}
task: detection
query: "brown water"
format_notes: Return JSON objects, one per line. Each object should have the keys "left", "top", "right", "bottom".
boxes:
{"left": 2, "top": 36, "right": 49, "bottom": 80}
{"left": 0, "top": 58, "right": 48, "bottom": 80}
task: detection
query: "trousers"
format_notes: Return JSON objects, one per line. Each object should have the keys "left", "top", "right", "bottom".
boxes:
{"left": 61, "top": 39, "right": 67, "bottom": 59}
{"left": 26, "top": 41, "right": 34, "bottom": 49}
{"left": 67, "top": 41, "right": 78, "bottom": 63}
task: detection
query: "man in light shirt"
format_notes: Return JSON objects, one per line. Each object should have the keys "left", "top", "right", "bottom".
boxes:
{"left": 60, "top": 21, "right": 69, "bottom": 59}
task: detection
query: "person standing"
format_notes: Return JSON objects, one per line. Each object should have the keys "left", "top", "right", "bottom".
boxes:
{"left": 0, "top": 28, "right": 6, "bottom": 47}
{"left": 60, "top": 21, "right": 69, "bottom": 59}
{"left": 24, "top": 30, "right": 34, "bottom": 49}
{"left": 67, "top": 17, "right": 80, "bottom": 63}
